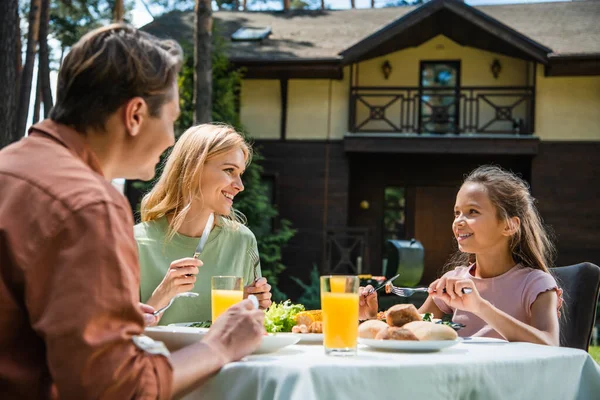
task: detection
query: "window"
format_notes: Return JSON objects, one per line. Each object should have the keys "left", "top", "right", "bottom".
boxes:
{"left": 231, "top": 27, "right": 272, "bottom": 42}
{"left": 419, "top": 61, "right": 460, "bottom": 134}
{"left": 383, "top": 186, "right": 406, "bottom": 242}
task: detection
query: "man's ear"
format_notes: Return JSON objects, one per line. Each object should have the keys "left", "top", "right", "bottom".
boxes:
{"left": 123, "top": 97, "right": 147, "bottom": 138}
{"left": 503, "top": 216, "right": 521, "bottom": 237}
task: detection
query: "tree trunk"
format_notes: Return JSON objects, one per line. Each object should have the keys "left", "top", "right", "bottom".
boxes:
{"left": 0, "top": 0, "right": 20, "bottom": 148}
{"left": 194, "top": 0, "right": 212, "bottom": 124}
{"left": 350, "top": 0, "right": 355, "bottom": 8}
{"left": 283, "top": 0, "right": 290, "bottom": 11}
{"left": 16, "top": 5, "right": 22, "bottom": 99}
{"left": 321, "top": 0, "right": 325, "bottom": 9}
{"left": 114, "top": 0, "right": 125, "bottom": 22}
{"left": 371, "top": 0, "right": 375, "bottom": 7}
{"left": 33, "top": 66, "right": 42, "bottom": 124}
{"left": 242, "top": 0, "right": 247, "bottom": 11}
{"left": 233, "top": 0, "right": 239, "bottom": 11}
{"left": 39, "top": 0, "right": 53, "bottom": 116}
{"left": 17, "top": 0, "right": 41, "bottom": 141}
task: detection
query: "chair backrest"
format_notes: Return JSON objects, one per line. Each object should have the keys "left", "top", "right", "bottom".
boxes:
{"left": 551, "top": 262, "right": 600, "bottom": 350}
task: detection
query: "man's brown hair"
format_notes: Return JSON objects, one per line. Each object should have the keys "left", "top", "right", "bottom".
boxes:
{"left": 49, "top": 24, "right": 183, "bottom": 133}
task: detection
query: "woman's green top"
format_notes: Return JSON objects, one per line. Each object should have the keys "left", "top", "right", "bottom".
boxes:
{"left": 134, "top": 216, "right": 260, "bottom": 325}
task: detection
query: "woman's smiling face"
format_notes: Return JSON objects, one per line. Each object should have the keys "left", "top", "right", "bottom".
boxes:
{"left": 198, "top": 147, "right": 246, "bottom": 216}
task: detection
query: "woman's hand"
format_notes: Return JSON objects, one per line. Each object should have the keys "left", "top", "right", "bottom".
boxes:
{"left": 147, "top": 258, "right": 202, "bottom": 310}
{"left": 359, "top": 285, "right": 378, "bottom": 320}
{"left": 244, "top": 278, "right": 272, "bottom": 309}
{"left": 429, "top": 276, "right": 485, "bottom": 314}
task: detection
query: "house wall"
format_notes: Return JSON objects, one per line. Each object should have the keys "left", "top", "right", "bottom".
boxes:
{"left": 286, "top": 76, "right": 349, "bottom": 140}
{"left": 356, "top": 35, "right": 528, "bottom": 87}
{"left": 535, "top": 66, "right": 600, "bottom": 141}
{"left": 240, "top": 79, "right": 281, "bottom": 139}
{"left": 240, "top": 35, "right": 533, "bottom": 139}
{"left": 354, "top": 35, "right": 530, "bottom": 133}
{"left": 256, "top": 141, "right": 349, "bottom": 298}
{"left": 532, "top": 142, "right": 600, "bottom": 267}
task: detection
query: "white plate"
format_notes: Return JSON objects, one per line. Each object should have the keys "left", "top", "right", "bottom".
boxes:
{"left": 144, "top": 326, "right": 300, "bottom": 354}
{"left": 279, "top": 332, "right": 323, "bottom": 344}
{"left": 170, "top": 323, "right": 324, "bottom": 344}
{"left": 358, "top": 337, "right": 461, "bottom": 352}
{"left": 461, "top": 337, "right": 508, "bottom": 344}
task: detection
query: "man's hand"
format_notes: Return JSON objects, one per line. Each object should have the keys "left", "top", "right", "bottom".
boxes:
{"left": 202, "top": 299, "right": 265, "bottom": 363}
{"left": 139, "top": 302, "right": 158, "bottom": 327}
{"left": 147, "top": 258, "right": 202, "bottom": 310}
{"left": 244, "top": 278, "right": 272, "bottom": 309}
{"left": 358, "top": 285, "right": 378, "bottom": 320}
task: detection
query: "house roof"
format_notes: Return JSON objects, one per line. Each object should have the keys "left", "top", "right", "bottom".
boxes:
{"left": 143, "top": 0, "right": 600, "bottom": 63}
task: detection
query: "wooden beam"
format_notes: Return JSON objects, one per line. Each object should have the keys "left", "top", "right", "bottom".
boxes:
{"left": 545, "top": 55, "right": 600, "bottom": 77}
{"left": 343, "top": 134, "right": 540, "bottom": 155}
{"left": 233, "top": 59, "right": 343, "bottom": 80}
{"left": 280, "top": 79, "right": 288, "bottom": 140}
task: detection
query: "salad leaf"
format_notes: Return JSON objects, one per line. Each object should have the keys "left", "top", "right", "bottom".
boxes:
{"left": 422, "top": 313, "right": 433, "bottom": 322}
{"left": 189, "top": 321, "right": 212, "bottom": 328}
{"left": 263, "top": 300, "right": 305, "bottom": 333}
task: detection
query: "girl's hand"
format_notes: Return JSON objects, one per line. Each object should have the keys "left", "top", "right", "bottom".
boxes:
{"left": 429, "top": 276, "right": 485, "bottom": 314}
{"left": 148, "top": 258, "right": 202, "bottom": 310}
{"left": 244, "top": 278, "right": 272, "bottom": 310}
{"left": 358, "top": 285, "right": 378, "bottom": 320}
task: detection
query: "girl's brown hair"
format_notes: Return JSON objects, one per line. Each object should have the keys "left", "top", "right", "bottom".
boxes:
{"left": 446, "top": 165, "right": 556, "bottom": 272}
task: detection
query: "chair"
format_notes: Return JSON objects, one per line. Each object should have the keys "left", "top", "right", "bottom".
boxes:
{"left": 551, "top": 262, "right": 600, "bottom": 350}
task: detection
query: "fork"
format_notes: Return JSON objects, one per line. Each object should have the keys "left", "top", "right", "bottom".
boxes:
{"left": 391, "top": 286, "right": 472, "bottom": 297}
{"left": 153, "top": 292, "right": 199, "bottom": 316}
{"left": 248, "top": 248, "right": 260, "bottom": 283}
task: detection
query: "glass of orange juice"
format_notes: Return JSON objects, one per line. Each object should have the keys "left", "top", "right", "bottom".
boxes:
{"left": 211, "top": 276, "right": 243, "bottom": 321}
{"left": 320, "top": 275, "right": 360, "bottom": 356}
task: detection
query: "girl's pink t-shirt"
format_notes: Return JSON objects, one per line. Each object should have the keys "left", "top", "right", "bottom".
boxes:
{"left": 433, "top": 264, "right": 560, "bottom": 339}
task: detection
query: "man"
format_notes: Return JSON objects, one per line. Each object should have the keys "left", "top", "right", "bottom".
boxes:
{"left": 0, "top": 24, "right": 265, "bottom": 399}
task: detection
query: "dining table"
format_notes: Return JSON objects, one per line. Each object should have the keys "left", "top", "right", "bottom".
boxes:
{"left": 184, "top": 339, "right": 600, "bottom": 400}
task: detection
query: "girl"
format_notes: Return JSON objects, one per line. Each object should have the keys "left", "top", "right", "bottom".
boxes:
{"left": 135, "top": 124, "right": 272, "bottom": 325}
{"left": 360, "top": 165, "right": 562, "bottom": 345}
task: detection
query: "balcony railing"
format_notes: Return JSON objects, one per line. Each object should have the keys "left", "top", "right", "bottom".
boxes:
{"left": 349, "top": 86, "right": 535, "bottom": 135}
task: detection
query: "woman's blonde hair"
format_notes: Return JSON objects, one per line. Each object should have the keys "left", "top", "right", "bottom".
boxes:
{"left": 141, "top": 123, "right": 252, "bottom": 241}
{"left": 445, "top": 165, "right": 556, "bottom": 273}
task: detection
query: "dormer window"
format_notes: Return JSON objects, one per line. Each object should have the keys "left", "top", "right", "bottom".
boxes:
{"left": 231, "top": 27, "right": 272, "bottom": 42}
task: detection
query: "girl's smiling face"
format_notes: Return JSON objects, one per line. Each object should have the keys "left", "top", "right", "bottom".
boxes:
{"left": 453, "top": 182, "right": 512, "bottom": 255}
{"left": 198, "top": 147, "right": 246, "bottom": 216}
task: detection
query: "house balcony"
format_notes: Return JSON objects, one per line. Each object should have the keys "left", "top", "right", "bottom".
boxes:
{"left": 349, "top": 86, "right": 535, "bottom": 136}
{"left": 345, "top": 85, "right": 539, "bottom": 155}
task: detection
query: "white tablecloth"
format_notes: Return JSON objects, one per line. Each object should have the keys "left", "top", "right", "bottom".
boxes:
{"left": 186, "top": 341, "right": 600, "bottom": 400}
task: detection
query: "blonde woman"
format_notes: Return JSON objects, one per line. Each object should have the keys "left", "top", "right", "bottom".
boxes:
{"left": 135, "top": 124, "right": 272, "bottom": 325}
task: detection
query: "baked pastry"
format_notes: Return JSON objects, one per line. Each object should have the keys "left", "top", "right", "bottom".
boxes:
{"left": 402, "top": 321, "right": 458, "bottom": 341}
{"left": 375, "top": 326, "right": 419, "bottom": 341}
{"left": 309, "top": 321, "right": 323, "bottom": 333}
{"left": 386, "top": 304, "right": 422, "bottom": 327}
{"left": 358, "top": 320, "right": 388, "bottom": 339}
{"left": 292, "top": 324, "right": 309, "bottom": 334}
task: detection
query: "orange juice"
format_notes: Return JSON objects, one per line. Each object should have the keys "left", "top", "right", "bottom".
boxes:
{"left": 211, "top": 289, "right": 243, "bottom": 321}
{"left": 330, "top": 276, "right": 347, "bottom": 293}
{"left": 321, "top": 292, "right": 359, "bottom": 349}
